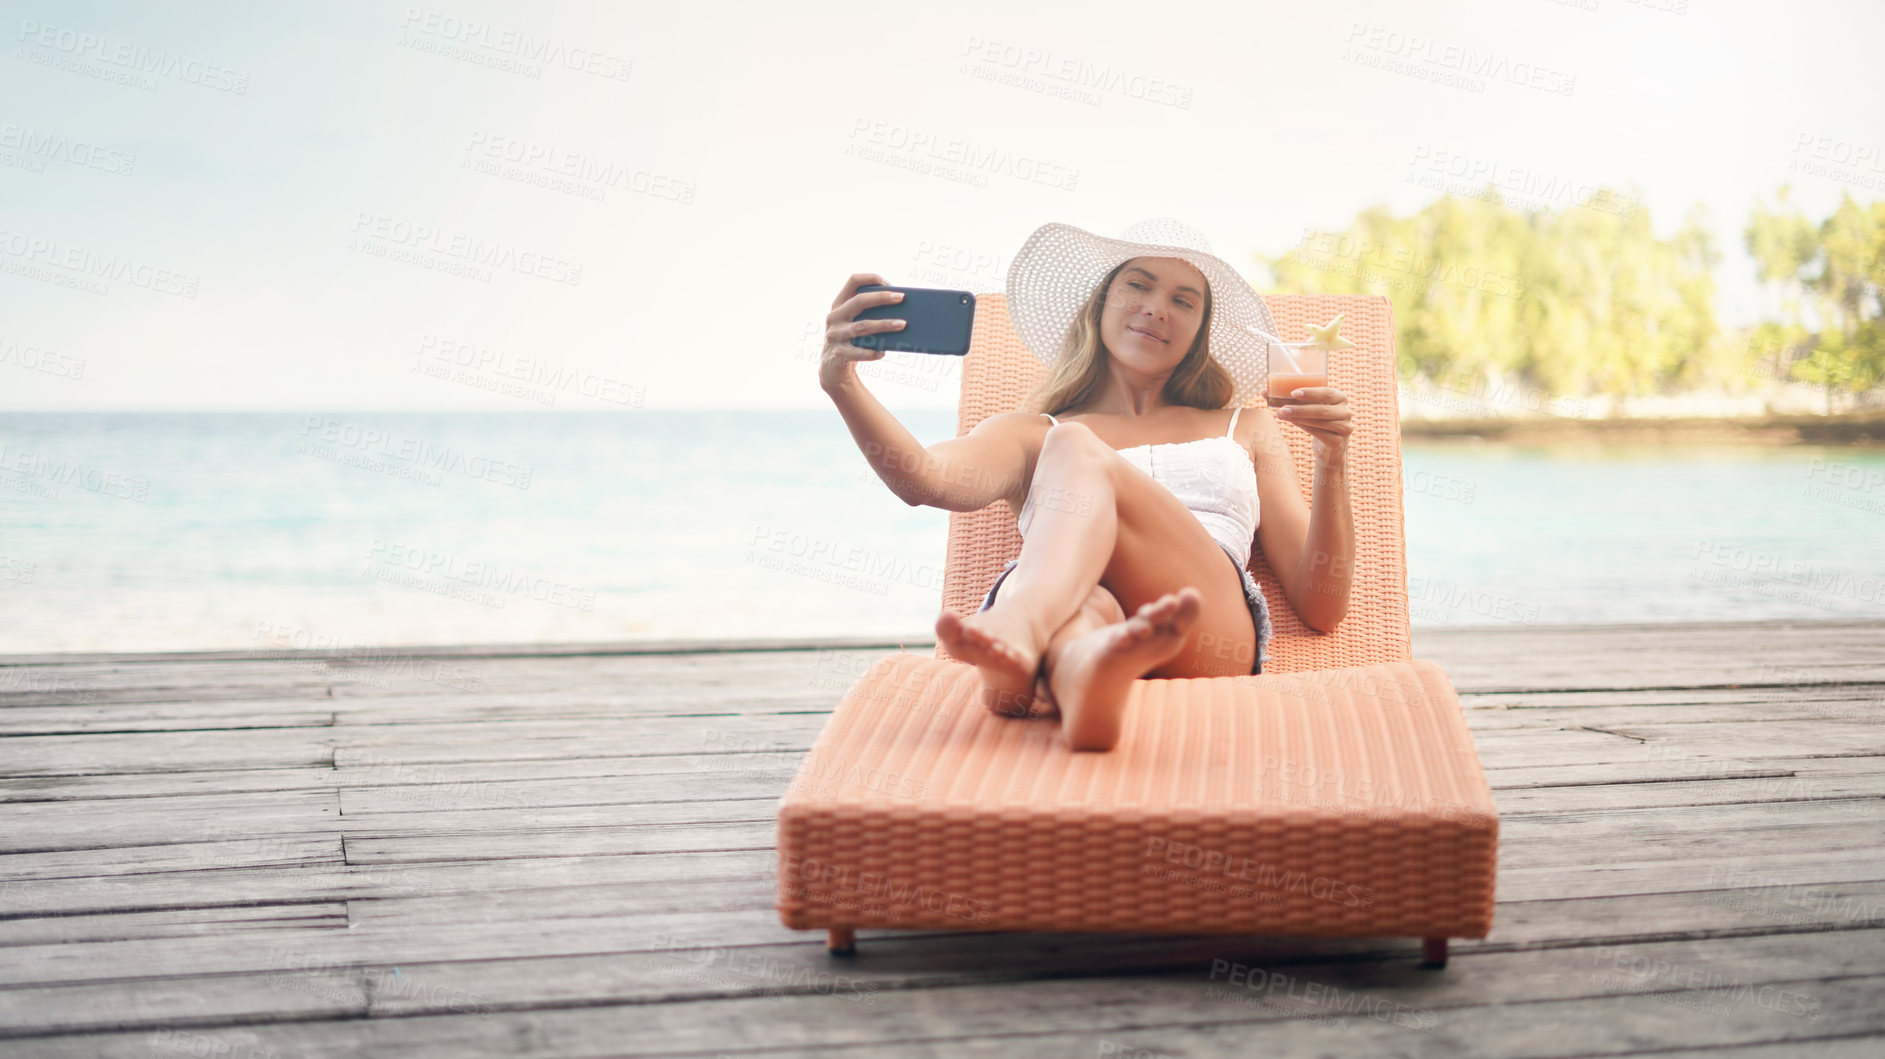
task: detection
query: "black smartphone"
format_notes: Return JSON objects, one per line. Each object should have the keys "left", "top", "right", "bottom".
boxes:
{"left": 850, "top": 284, "right": 976, "bottom": 356}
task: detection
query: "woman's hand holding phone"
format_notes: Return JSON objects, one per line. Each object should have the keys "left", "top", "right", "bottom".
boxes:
{"left": 819, "top": 273, "right": 905, "bottom": 394}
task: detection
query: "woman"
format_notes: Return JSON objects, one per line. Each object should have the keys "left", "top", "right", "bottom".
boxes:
{"left": 819, "top": 217, "right": 1355, "bottom": 751}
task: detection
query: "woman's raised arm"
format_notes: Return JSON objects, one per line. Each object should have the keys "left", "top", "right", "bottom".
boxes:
{"left": 819, "top": 273, "right": 1026, "bottom": 512}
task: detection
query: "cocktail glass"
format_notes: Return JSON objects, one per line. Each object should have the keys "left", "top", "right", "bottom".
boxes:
{"left": 1265, "top": 341, "right": 1328, "bottom": 407}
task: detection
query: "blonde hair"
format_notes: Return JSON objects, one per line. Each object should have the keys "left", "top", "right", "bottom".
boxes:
{"left": 1023, "top": 259, "right": 1235, "bottom": 416}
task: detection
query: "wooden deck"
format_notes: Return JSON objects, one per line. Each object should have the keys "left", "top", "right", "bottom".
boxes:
{"left": 1, "top": 618, "right": 1882, "bottom": 1057}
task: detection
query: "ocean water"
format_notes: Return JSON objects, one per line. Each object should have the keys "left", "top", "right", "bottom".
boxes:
{"left": 0, "top": 411, "right": 1880, "bottom": 655}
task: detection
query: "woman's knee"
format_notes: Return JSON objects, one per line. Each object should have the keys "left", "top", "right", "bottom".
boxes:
{"left": 1041, "top": 419, "right": 1100, "bottom": 451}
{"left": 1040, "top": 420, "right": 1111, "bottom": 470}
{"left": 1086, "top": 581, "right": 1126, "bottom": 624}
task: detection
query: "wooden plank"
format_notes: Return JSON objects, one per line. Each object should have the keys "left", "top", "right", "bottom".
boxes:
{"left": 341, "top": 818, "right": 777, "bottom": 865}
{"left": 0, "top": 634, "right": 920, "bottom": 666}
{"left": 1462, "top": 692, "right": 1885, "bottom": 730}
{"left": 0, "top": 621, "right": 1880, "bottom": 1055}
{"left": 1592, "top": 718, "right": 1885, "bottom": 759}
{"left": 0, "top": 851, "right": 777, "bottom": 916}
{"left": 1, "top": 676, "right": 1877, "bottom": 737}
{"left": 4, "top": 880, "right": 1873, "bottom": 998}
{"left": 5, "top": 714, "right": 1862, "bottom": 783}
{"left": 0, "top": 931, "right": 1878, "bottom": 1051}
{"left": 0, "top": 701, "right": 337, "bottom": 736}
{"left": 0, "top": 650, "right": 867, "bottom": 706}
{"left": 0, "top": 729, "right": 335, "bottom": 777}
{"left": 3, "top": 843, "right": 1882, "bottom": 991}
{"left": 0, "top": 790, "right": 339, "bottom": 852}
{"left": 0, "top": 902, "right": 346, "bottom": 945}
{"left": 0, "top": 833, "right": 343, "bottom": 885}
{"left": 0, "top": 754, "right": 807, "bottom": 804}
{"left": 13, "top": 742, "right": 1874, "bottom": 812}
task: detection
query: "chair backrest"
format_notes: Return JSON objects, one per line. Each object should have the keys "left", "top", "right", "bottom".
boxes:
{"left": 934, "top": 292, "right": 1411, "bottom": 673}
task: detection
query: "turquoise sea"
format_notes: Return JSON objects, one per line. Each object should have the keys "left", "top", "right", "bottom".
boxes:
{"left": 0, "top": 411, "right": 1880, "bottom": 655}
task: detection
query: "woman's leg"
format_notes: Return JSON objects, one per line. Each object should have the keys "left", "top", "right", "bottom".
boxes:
{"left": 938, "top": 420, "right": 1260, "bottom": 742}
{"left": 937, "top": 423, "right": 1119, "bottom": 717}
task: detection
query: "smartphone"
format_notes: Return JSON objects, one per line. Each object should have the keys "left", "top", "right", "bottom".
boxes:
{"left": 850, "top": 284, "right": 976, "bottom": 356}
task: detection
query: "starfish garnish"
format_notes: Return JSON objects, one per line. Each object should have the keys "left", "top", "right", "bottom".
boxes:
{"left": 1304, "top": 314, "right": 1357, "bottom": 352}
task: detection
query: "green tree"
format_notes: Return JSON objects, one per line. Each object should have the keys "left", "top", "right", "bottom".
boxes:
{"left": 1744, "top": 188, "right": 1885, "bottom": 411}
{"left": 1260, "top": 185, "right": 1722, "bottom": 404}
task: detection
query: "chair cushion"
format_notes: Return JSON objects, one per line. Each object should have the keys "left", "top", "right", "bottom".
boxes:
{"left": 777, "top": 653, "right": 1497, "bottom": 938}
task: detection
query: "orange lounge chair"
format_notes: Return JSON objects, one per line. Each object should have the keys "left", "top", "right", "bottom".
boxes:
{"left": 776, "top": 293, "right": 1497, "bottom": 968}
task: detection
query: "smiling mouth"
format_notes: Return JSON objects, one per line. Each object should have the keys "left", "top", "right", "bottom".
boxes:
{"left": 1128, "top": 326, "right": 1167, "bottom": 343}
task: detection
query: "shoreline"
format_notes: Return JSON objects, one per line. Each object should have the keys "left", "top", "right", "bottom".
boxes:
{"left": 0, "top": 615, "right": 1875, "bottom": 667}
{"left": 1400, "top": 408, "right": 1885, "bottom": 445}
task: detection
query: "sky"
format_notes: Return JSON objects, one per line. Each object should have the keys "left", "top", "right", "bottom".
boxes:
{"left": 1, "top": 0, "right": 1881, "bottom": 411}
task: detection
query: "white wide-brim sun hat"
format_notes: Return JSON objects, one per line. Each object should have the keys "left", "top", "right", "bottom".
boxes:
{"left": 1004, "top": 217, "right": 1285, "bottom": 410}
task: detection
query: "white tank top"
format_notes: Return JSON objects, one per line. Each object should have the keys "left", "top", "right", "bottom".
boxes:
{"left": 1018, "top": 407, "right": 1261, "bottom": 567}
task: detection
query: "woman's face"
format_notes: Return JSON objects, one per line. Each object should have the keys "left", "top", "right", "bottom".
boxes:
{"left": 1098, "top": 255, "right": 1209, "bottom": 378}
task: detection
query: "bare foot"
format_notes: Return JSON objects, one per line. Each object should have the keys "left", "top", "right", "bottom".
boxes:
{"left": 936, "top": 603, "right": 1049, "bottom": 718}
{"left": 1049, "top": 587, "right": 1202, "bottom": 751}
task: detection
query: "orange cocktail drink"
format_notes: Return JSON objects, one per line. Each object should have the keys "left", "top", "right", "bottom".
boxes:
{"left": 1265, "top": 344, "right": 1328, "bottom": 407}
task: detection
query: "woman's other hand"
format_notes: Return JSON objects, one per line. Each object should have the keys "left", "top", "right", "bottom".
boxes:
{"left": 819, "top": 274, "right": 907, "bottom": 393}
{"left": 1273, "top": 386, "right": 1353, "bottom": 462}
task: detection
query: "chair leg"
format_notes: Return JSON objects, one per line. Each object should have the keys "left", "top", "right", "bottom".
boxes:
{"left": 1421, "top": 937, "right": 1447, "bottom": 969}
{"left": 827, "top": 926, "right": 856, "bottom": 956}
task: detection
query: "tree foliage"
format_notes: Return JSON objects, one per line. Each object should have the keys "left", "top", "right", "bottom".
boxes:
{"left": 1259, "top": 183, "right": 1883, "bottom": 410}
{"left": 1747, "top": 189, "right": 1885, "bottom": 410}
